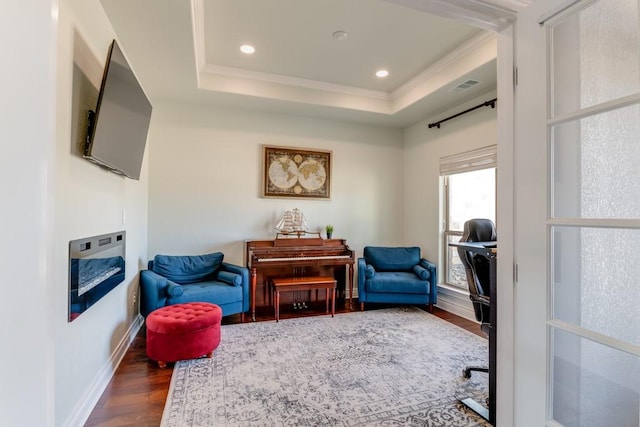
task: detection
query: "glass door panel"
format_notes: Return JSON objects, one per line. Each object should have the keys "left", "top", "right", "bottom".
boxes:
{"left": 551, "top": 328, "right": 640, "bottom": 426}
{"left": 552, "top": 226, "right": 640, "bottom": 346}
{"left": 551, "top": 0, "right": 640, "bottom": 117}
{"left": 551, "top": 104, "right": 640, "bottom": 219}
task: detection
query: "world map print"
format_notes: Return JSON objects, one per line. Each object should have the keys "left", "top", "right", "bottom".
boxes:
{"left": 263, "top": 147, "right": 331, "bottom": 198}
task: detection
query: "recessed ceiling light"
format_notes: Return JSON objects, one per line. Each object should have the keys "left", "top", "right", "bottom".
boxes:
{"left": 375, "top": 69, "right": 389, "bottom": 78}
{"left": 240, "top": 44, "right": 255, "bottom": 54}
{"left": 332, "top": 30, "right": 348, "bottom": 40}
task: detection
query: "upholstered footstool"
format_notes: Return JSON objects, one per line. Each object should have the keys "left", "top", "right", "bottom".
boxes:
{"left": 146, "top": 302, "right": 222, "bottom": 368}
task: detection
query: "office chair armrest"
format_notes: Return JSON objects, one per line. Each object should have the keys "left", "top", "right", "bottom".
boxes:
{"left": 471, "top": 294, "right": 490, "bottom": 307}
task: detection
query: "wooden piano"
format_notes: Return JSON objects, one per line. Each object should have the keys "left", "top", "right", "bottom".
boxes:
{"left": 245, "top": 235, "right": 355, "bottom": 321}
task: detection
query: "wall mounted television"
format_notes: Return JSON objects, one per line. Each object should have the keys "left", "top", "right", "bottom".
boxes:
{"left": 84, "top": 40, "right": 152, "bottom": 180}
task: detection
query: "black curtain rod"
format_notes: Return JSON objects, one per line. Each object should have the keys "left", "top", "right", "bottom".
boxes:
{"left": 428, "top": 97, "right": 497, "bottom": 129}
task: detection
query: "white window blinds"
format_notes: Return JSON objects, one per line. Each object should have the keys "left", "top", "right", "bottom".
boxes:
{"left": 439, "top": 145, "right": 497, "bottom": 175}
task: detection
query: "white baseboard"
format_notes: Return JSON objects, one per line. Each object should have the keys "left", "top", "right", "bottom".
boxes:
{"left": 63, "top": 314, "right": 144, "bottom": 427}
{"left": 435, "top": 285, "right": 477, "bottom": 322}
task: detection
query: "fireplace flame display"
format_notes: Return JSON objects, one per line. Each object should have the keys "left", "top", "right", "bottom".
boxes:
{"left": 68, "top": 231, "right": 126, "bottom": 321}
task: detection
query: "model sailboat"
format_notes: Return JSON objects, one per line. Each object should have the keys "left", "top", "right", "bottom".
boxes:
{"left": 274, "top": 208, "right": 309, "bottom": 236}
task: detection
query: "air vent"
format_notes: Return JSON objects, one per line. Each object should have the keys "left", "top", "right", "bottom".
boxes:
{"left": 450, "top": 79, "right": 480, "bottom": 93}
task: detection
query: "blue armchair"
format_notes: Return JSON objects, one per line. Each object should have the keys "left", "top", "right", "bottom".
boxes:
{"left": 140, "top": 252, "right": 249, "bottom": 321}
{"left": 358, "top": 246, "right": 437, "bottom": 312}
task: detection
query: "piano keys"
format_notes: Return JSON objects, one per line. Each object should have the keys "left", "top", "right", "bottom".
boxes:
{"left": 245, "top": 237, "right": 355, "bottom": 321}
{"left": 256, "top": 254, "right": 352, "bottom": 263}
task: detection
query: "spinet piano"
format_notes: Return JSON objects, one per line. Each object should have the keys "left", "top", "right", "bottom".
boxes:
{"left": 245, "top": 236, "right": 355, "bottom": 321}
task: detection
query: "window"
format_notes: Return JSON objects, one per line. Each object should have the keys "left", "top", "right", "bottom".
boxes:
{"left": 441, "top": 146, "right": 496, "bottom": 289}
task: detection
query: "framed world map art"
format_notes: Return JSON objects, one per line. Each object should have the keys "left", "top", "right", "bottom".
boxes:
{"left": 262, "top": 145, "right": 332, "bottom": 199}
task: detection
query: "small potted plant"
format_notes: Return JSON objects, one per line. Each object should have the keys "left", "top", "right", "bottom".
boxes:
{"left": 325, "top": 224, "right": 334, "bottom": 239}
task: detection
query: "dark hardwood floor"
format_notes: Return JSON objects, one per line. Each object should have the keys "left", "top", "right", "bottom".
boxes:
{"left": 85, "top": 302, "right": 483, "bottom": 426}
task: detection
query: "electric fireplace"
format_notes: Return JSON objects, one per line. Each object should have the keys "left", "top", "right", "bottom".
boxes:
{"left": 68, "top": 231, "right": 125, "bottom": 321}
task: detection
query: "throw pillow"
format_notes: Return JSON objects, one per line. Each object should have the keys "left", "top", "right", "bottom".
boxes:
{"left": 365, "top": 264, "right": 376, "bottom": 279}
{"left": 413, "top": 265, "right": 430, "bottom": 280}
{"left": 217, "top": 270, "right": 242, "bottom": 286}
{"left": 166, "top": 280, "right": 184, "bottom": 297}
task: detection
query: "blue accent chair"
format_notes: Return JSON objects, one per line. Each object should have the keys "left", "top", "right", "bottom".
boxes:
{"left": 358, "top": 246, "right": 437, "bottom": 312}
{"left": 140, "top": 252, "right": 249, "bottom": 321}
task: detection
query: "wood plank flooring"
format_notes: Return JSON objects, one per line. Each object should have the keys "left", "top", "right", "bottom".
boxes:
{"left": 85, "top": 303, "right": 483, "bottom": 426}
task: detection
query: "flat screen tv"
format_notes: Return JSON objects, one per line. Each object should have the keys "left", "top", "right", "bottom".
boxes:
{"left": 84, "top": 40, "right": 152, "bottom": 180}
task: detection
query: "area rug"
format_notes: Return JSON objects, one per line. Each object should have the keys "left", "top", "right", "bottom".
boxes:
{"left": 161, "top": 307, "right": 490, "bottom": 426}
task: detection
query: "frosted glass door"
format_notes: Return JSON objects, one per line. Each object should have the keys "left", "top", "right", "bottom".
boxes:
{"left": 547, "top": 0, "right": 640, "bottom": 425}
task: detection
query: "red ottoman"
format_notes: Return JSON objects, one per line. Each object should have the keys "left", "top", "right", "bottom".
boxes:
{"left": 146, "top": 302, "right": 222, "bottom": 368}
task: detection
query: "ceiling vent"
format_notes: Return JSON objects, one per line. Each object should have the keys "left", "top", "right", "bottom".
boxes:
{"left": 450, "top": 79, "right": 480, "bottom": 92}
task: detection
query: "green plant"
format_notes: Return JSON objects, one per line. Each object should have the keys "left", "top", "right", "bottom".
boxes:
{"left": 325, "top": 224, "right": 334, "bottom": 233}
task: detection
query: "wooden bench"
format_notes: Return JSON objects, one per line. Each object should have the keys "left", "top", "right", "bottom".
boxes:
{"left": 271, "top": 276, "right": 336, "bottom": 322}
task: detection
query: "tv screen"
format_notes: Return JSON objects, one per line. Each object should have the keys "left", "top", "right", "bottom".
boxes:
{"left": 84, "top": 40, "right": 152, "bottom": 180}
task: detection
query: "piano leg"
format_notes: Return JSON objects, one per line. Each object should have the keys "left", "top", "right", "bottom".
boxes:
{"left": 251, "top": 268, "right": 257, "bottom": 322}
{"left": 349, "top": 264, "right": 355, "bottom": 310}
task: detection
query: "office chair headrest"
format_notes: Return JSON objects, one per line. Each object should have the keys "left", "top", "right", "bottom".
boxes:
{"left": 462, "top": 218, "right": 497, "bottom": 242}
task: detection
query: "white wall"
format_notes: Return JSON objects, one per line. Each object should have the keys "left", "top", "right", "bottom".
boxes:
{"left": 54, "top": 0, "right": 148, "bottom": 425}
{"left": 147, "top": 102, "right": 404, "bottom": 264}
{"left": 403, "top": 91, "right": 497, "bottom": 319}
{"left": 0, "top": 0, "right": 57, "bottom": 425}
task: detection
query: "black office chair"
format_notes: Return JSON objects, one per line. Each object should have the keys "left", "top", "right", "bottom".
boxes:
{"left": 457, "top": 218, "right": 496, "bottom": 379}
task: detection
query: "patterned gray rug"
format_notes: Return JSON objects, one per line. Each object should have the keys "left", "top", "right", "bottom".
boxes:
{"left": 161, "top": 307, "right": 490, "bottom": 426}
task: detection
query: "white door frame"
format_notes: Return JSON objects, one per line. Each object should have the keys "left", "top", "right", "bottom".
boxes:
{"left": 495, "top": 23, "right": 516, "bottom": 427}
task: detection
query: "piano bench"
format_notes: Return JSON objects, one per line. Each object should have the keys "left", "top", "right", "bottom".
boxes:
{"left": 271, "top": 276, "right": 336, "bottom": 322}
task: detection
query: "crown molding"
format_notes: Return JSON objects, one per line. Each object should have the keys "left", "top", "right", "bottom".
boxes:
{"left": 201, "top": 64, "right": 390, "bottom": 101}
{"left": 392, "top": 31, "right": 496, "bottom": 100}
{"left": 380, "top": 0, "right": 529, "bottom": 31}
{"left": 484, "top": 0, "right": 532, "bottom": 12}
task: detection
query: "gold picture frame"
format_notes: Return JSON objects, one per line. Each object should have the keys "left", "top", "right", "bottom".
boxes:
{"left": 262, "top": 145, "right": 332, "bottom": 199}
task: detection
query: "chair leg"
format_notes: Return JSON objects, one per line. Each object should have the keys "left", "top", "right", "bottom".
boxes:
{"left": 463, "top": 366, "right": 489, "bottom": 378}
{"left": 240, "top": 312, "right": 245, "bottom": 323}
{"left": 360, "top": 302, "right": 364, "bottom": 311}
{"left": 427, "top": 303, "right": 433, "bottom": 313}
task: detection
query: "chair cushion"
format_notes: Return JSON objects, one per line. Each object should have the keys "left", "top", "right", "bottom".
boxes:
{"left": 167, "top": 281, "right": 243, "bottom": 306}
{"left": 152, "top": 253, "right": 224, "bottom": 284}
{"left": 365, "top": 272, "right": 430, "bottom": 294}
{"left": 363, "top": 247, "right": 421, "bottom": 271}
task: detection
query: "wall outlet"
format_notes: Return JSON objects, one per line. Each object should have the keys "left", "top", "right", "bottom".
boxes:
{"left": 132, "top": 291, "right": 137, "bottom": 307}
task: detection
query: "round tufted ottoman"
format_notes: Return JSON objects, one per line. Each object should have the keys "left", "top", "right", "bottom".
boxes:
{"left": 146, "top": 302, "right": 222, "bottom": 368}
